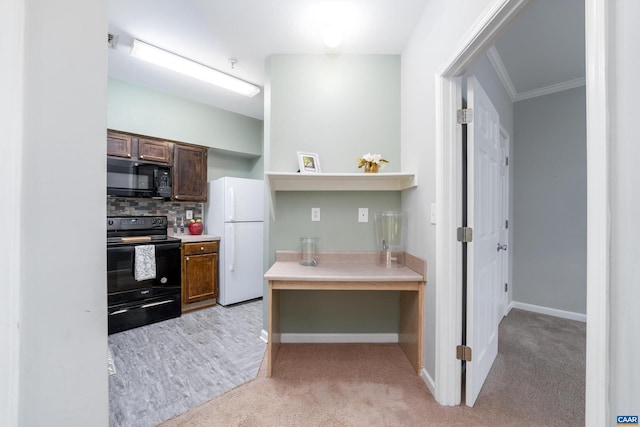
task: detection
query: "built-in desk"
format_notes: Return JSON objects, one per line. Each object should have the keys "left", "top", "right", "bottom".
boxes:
{"left": 264, "top": 252, "right": 425, "bottom": 377}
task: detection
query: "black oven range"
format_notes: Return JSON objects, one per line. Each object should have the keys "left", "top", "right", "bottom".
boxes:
{"left": 107, "top": 215, "right": 181, "bottom": 334}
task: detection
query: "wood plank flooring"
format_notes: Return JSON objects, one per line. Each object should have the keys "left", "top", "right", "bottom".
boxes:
{"left": 108, "top": 299, "right": 266, "bottom": 427}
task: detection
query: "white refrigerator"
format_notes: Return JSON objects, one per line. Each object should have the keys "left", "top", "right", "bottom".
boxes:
{"left": 205, "top": 177, "right": 264, "bottom": 306}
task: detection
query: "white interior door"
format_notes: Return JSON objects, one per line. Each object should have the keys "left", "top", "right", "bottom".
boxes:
{"left": 466, "top": 76, "right": 501, "bottom": 407}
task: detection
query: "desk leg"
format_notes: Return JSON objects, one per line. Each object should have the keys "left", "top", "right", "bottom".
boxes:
{"left": 398, "top": 285, "right": 423, "bottom": 374}
{"left": 267, "top": 282, "right": 281, "bottom": 377}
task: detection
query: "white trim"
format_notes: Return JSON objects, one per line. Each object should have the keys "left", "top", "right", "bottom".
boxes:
{"left": 0, "top": 0, "right": 24, "bottom": 425}
{"left": 511, "top": 302, "right": 586, "bottom": 323}
{"left": 280, "top": 333, "right": 398, "bottom": 344}
{"left": 260, "top": 329, "right": 268, "bottom": 343}
{"left": 438, "top": 0, "right": 531, "bottom": 77}
{"left": 486, "top": 46, "right": 517, "bottom": 101}
{"left": 507, "top": 301, "right": 514, "bottom": 315}
{"left": 421, "top": 367, "right": 436, "bottom": 397}
{"left": 434, "top": 73, "right": 463, "bottom": 406}
{"left": 515, "top": 77, "right": 586, "bottom": 101}
{"left": 435, "top": 0, "right": 530, "bottom": 407}
{"left": 486, "top": 45, "right": 586, "bottom": 102}
{"left": 584, "top": 0, "right": 610, "bottom": 425}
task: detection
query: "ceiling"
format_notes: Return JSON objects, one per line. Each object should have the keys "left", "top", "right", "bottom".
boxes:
{"left": 489, "top": 0, "right": 585, "bottom": 101}
{"left": 107, "top": 0, "right": 585, "bottom": 120}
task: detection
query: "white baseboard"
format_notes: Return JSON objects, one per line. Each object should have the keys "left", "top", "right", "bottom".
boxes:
{"left": 260, "top": 331, "right": 401, "bottom": 343}
{"left": 512, "top": 301, "right": 586, "bottom": 322}
{"left": 280, "top": 333, "right": 399, "bottom": 343}
{"left": 507, "top": 301, "right": 514, "bottom": 315}
{"left": 420, "top": 368, "right": 436, "bottom": 397}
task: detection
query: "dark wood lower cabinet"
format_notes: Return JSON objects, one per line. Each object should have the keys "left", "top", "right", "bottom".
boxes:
{"left": 182, "top": 241, "right": 219, "bottom": 313}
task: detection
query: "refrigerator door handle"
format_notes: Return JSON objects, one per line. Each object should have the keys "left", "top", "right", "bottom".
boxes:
{"left": 228, "top": 223, "right": 235, "bottom": 272}
{"left": 228, "top": 186, "right": 235, "bottom": 221}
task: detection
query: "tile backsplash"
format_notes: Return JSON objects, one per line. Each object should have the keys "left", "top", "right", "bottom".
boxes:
{"left": 107, "top": 197, "right": 204, "bottom": 222}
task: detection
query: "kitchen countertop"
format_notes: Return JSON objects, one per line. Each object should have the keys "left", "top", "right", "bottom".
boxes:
{"left": 264, "top": 260, "right": 423, "bottom": 282}
{"left": 169, "top": 233, "right": 221, "bottom": 243}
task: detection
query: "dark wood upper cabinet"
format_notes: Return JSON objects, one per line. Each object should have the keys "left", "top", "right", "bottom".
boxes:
{"left": 173, "top": 144, "right": 208, "bottom": 202}
{"left": 107, "top": 131, "right": 132, "bottom": 158}
{"left": 138, "top": 138, "right": 170, "bottom": 164}
{"left": 107, "top": 130, "right": 208, "bottom": 202}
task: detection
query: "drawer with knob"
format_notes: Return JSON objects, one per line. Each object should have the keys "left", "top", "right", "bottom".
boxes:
{"left": 183, "top": 241, "right": 218, "bottom": 255}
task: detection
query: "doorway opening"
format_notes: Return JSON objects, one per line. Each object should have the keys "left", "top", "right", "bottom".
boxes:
{"left": 434, "top": 1, "right": 607, "bottom": 421}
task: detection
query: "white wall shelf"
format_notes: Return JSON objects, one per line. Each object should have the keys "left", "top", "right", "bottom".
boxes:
{"left": 265, "top": 172, "right": 417, "bottom": 219}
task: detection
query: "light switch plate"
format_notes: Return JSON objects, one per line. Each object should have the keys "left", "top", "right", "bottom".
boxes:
{"left": 358, "top": 208, "right": 368, "bottom": 223}
{"left": 311, "top": 208, "right": 320, "bottom": 222}
{"left": 186, "top": 210, "right": 193, "bottom": 220}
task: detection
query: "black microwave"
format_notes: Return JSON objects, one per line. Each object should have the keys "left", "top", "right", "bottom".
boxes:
{"left": 107, "top": 157, "right": 172, "bottom": 199}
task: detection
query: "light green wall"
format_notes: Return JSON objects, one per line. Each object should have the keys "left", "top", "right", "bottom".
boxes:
{"left": 207, "top": 149, "right": 263, "bottom": 181}
{"left": 265, "top": 55, "right": 402, "bottom": 334}
{"left": 107, "top": 78, "right": 263, "bottom": 157}
{"left": 271, "top": 191, "right": 401, "bottom": 254}
{"left": 267, "top": 55, "right": 400, "bottom": 173}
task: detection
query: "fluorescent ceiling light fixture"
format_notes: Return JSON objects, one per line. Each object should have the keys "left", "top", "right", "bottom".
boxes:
{"left": 130, "top": 39, "right": 260, "bottom": 97}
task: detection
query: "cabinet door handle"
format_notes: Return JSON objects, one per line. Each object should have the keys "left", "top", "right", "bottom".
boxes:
{"left": 228, "top": 187, "right": 235, "bottom": 221}
{"left": 228, "top": 223, "right": 235, "bottom": 272}
{"left": 201, "top": 246, "right": 204, "bottom": 251}
{"left": 186, "top": 256, "right": 189, "bottom": 261}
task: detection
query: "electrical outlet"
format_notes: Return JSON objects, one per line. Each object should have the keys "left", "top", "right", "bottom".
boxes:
{"left": 311, "top": 208, "right": 320, "bottom": 222}
{"left": 186, "top": 210, "right": 193, "bottom": 220}
{"left": 430, "top": 203, "right": 436, "bottom": 224}
{"left": 358, "top": 208, "right": 368, "bottom": 223}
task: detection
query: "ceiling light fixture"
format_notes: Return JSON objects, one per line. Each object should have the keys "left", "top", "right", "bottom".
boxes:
{"left": 323, "top": 25, "right": 343, "bottom": 48}
{"left": 130, "top": 39, "right": 260, "bottom": 97}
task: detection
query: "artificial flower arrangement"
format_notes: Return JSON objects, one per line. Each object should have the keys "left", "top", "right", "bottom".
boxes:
{"left": 357, "top": 153, "right": 389, "bottom": 173}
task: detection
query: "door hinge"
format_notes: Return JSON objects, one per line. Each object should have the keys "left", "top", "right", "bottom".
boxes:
{"left": 456, "top": 345, "right": 472, "bottom": 362}
{"left": 457, "top": 227, "right": 473, "bottom": 243}
{"left": 505, "top": 220, "right": 509, "bottom": 229}
{"left": 457, "top": 108, "right": 473, "bottom": 124}
{"left": 505, "top": 283, "right": 508, "bottom": 292}
{"left": 505, "top": 156, "right": 509, "bottom": 166}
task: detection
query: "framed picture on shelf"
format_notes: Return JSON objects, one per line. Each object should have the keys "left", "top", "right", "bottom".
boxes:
{"left": 297, "top": 151, "right": 321, "bottom": 173}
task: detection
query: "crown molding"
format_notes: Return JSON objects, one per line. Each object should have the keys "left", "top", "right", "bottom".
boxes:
{"left": 515, "top": 76, "right": 586, "bottom": 101}
{"left": 486, "top": 46, "right": 517, "bottom": 101}
{"left": 486, "top": 45, "right": 586, "bottom": 102}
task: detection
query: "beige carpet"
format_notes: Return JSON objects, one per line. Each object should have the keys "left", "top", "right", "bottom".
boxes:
{"left": 160, "top": 310, "right": 585, "bottom": 427}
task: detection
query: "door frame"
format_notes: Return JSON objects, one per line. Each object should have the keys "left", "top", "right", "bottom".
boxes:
{"left": 434, "top": 1, "right": 610, "bottom": 425}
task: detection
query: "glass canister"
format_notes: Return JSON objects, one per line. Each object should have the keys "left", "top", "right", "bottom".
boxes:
{"left": 299, "top": 237, "right": 319, "bottom": 266}
{"left": 374, "top": 211, "right": 408, "bottom": 268}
